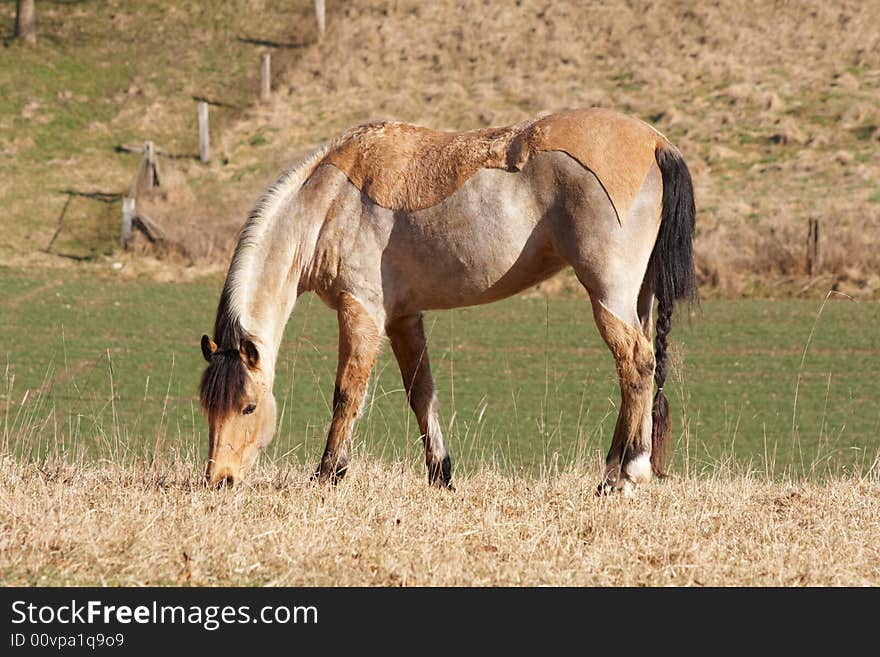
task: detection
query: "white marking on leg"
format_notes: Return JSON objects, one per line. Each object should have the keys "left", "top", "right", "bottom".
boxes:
{"left": 426, "top": 411, "right": 447, "bottom": 461}
{"left": 624, "top": 452, "right": 652, "bottom": 484}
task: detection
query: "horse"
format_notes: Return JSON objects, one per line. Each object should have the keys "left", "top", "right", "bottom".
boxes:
{"left": 198, "top": 107, "right": 697, "bottom": 495}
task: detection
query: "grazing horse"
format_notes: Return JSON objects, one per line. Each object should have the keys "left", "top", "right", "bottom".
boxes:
{"left": 199, "top": 108, "right": 697, "bottom": 494}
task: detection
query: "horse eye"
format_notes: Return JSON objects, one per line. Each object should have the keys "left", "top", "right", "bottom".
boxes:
{"left": 242, "top": 403, "right": 257, "bottom": 415}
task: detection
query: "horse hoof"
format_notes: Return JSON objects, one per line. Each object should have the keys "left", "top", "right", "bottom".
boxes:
{"left": 428, "top": 474, "right": 454, "bottom": 491}
{"left": 428, "top": 455, "right": 453, "bottom": 490}
{"left": 430, "top": 478, "right": 454, "bottom": 491}
{"left": 312, "top": 464, "right": 347, "bottom": 485}
{"left": 595, "top": 478, "right": 637, "bottom": 497}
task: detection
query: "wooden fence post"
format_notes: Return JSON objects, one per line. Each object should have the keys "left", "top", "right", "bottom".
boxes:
{"left": 198, "top": 101, "right": 210, "bottom": 163}
{"left": 806, "top": 218, "right": 820, "bottom": 276}
{"left": 129, "top": 141, "right": 160, "bottom": 198}
{"left": 260, "top": 52, "right": 271, "bottom": 103}
{"left": 121, "top": 197, "right": 136, "bottom": 249}
{"left": 144, "top": 140, "right": 159, "bottom": 191}
{"left": 315, "top": 0, "right": 325, "bottom": 41}
{"left": 15, "top": 0, "right": 36, "bottom": 45}
{"left": 120, "top": 141, "right": 168, "bottom": 251}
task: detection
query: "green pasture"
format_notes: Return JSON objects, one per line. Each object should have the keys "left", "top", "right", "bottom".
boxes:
{"left": 0, "top": 0, "right": 316, "bottom": 257}
{"left": 1, "top": 268, "right": 878, "bottom": 478}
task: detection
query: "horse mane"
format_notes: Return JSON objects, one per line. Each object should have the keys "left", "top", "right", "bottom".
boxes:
{"left": 199, "top": 285, "right": 250, "bottom": 419}
{"left": 199, "top": 349, "right": 247, "bottom": 420}
{"left": 200, "top": 141, "right": 337, "bottom": 419}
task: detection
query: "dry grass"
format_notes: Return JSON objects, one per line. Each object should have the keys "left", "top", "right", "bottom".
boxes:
{"left": 2, "top": 454, "right": 878, "bottom": 586}
{"left": 150, "top": 0, "right": 880, "bottom": 297}
{"left": 5, "top": 1, "right": 877, "bottom": 295}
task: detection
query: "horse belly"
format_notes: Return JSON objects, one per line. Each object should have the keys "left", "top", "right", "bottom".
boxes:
{"left": 380, "top": 168, "right": 564, "bottom": 313}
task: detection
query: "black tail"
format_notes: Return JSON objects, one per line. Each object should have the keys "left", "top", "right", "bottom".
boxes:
{"left": 648, "top": 143, "right": 698, "bottom": 476}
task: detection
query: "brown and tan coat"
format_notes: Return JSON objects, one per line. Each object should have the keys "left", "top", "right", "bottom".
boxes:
{"left": 199, "top": 108, "right": 698, "bottom": 494}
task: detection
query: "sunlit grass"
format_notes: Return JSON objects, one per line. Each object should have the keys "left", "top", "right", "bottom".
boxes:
{"left": 1, "top": 270, "right": 877, "bottom": 477}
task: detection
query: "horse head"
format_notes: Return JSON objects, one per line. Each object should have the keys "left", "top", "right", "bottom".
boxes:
{"left": 199, "top": 334, "right": 276, "bottom": 487}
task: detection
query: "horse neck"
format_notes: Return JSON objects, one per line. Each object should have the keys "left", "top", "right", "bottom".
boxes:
{"left": 226, "top": 174, "right": 320, "bottom": 376}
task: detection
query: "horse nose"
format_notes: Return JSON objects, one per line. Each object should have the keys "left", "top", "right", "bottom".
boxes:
{"left": 206, "top": 467, "right": 235, "bottom": 489}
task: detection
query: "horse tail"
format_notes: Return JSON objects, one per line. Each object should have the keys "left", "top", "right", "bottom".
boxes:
{"left": 648, "top": 142, "right": 698, "bottom": 476}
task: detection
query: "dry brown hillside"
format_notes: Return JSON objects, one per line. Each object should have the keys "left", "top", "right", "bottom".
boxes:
{"left": 148, "top": 0, "right": 880, "bottom": 297}
{"left": 11, "top": 1, "right": 880, "bottom": 296}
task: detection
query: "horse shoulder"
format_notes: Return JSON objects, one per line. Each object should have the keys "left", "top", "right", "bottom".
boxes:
{"left": 320, "top": 121, "right": 522, "bottom": 212}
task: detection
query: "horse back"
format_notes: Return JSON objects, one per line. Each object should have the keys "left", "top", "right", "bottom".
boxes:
{"left": 320, "top": 108, "right": 665, "bottom": 223}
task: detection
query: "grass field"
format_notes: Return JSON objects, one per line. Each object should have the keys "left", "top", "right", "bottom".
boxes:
{"left": 2, "top": 269, "right": 877, "bottom": 479}
{"left": 2, "top": 457, "right": 878, "bottom": 586}
{"left": 0, "top": 0, "right": 318, "bottom": 259}
{"left": 2, "top": 1, "right": 879, "bottom": 587}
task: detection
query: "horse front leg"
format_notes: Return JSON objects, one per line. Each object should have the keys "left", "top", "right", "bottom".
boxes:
{"left": 592, "top": 299, "right": 655, "bottom": 496}
{"left": 315, "top": 293, "right": 381, "bottom": 484}
{"left": 386, "top": 313, "right": 452, "bottom": 489}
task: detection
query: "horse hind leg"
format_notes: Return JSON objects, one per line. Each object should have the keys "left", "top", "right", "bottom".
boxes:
{"left": 550, "top": 155, "right": 661, "bottom": 494}
{"left": 591, "top": 296, "right": 655, "bottom": 496}
{"left": 386, "top": 313, "right": 452, "bottom": 488}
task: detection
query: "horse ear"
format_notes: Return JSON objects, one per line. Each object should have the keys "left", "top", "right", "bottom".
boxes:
{"left": 240, "top": 339, "right": 259, "bottom": 370}
{"left": 201, "top": 334, "right": 217, "bottom": 362}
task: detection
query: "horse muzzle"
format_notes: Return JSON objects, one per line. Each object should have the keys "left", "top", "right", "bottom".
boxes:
{"left": 205, "top": 461, "right": 241, "bottom": 488}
